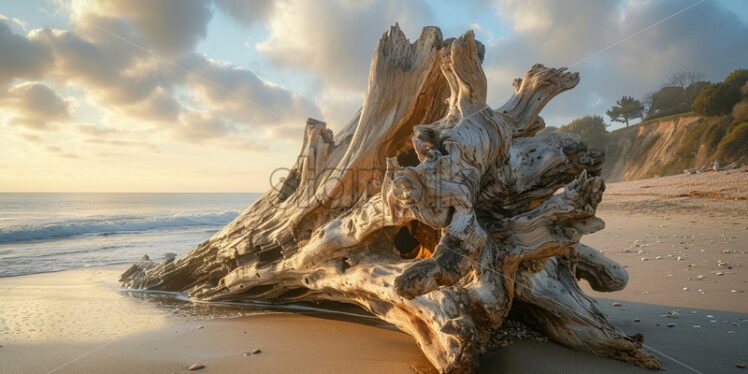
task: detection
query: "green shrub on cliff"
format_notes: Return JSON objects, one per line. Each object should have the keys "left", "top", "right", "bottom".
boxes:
{"left": 717, "top": 121, "right": 748, "bottom": 158}
{"left": 644, "top": 71, "right": 709, "bottom": 121}
{"left": 733, "top": 101, "right": 748, "bottom": 122}
{"left": 693, "top": 83, "right": 741, "bottom": 116}
{"left": 724, "top": 69, "right": 748, "bottom": 88}
{"left": 693, "top": 68, "right": 747, "bottom": 116}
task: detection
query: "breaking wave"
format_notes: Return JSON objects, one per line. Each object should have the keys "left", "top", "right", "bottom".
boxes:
{"left": 0, "top": 211, "right": 239, "bottom": 244}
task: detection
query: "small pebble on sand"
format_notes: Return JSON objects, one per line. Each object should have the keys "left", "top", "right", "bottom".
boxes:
{"left": 692, "top": 325, "right": 701, "bottom": 329}
{"left": 667, "top": 311, "right": 680, "bottom": 318}
{"left": 706, "top": 314, "right": 714, "bottom": 318}
{"left": 612, "top": 302, "right": 622, "bottom": 307}
{"left": 243, "top": 352, "right": 251, "bottom": 357}
{"left": 253, "top": 348, "right": 262, "bottom": 354}
{"left": 666, "top": 323, "right": 677, "bottom": 328}
{"left": 188, "top": 364, "right": 205, "bottom": 371}
{"left": 634, "top": 319, "right": 641, "bottom": 323}
{"left": 736, "top": 362, "right": 746, "bottom": 369}
{"left": 197, "top": 326, "right": 203, "bottom": 329}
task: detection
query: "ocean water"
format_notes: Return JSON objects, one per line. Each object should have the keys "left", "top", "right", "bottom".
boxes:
{"left": 0, "top": 193, "right": 260, "bottom": 277}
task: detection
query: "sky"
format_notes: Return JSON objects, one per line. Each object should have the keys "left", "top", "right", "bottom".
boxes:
{"left": 0, "top": 0, "right": 746, "bottom": 192}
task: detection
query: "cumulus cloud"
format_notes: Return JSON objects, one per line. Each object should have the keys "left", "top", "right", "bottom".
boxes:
{"left": 168, "top": 110, "right": 274, "bottom": 153}
{"left": 0, "top": 0, "right": 322, "bottom": 144}
{"left": 176, "top": 110, "right": 235, "bottom": 142}
{"left": 255, "top": 0, "right": 433, "bottom": 92}
{"left": 608, "top": 1, "right": 747, "bottom": 83}
{"left": 66, "top": 0, "right": 212, "bottom": 58}
{"left": 0, "top": 18, "right": 52, "bottom": 85}
{"left": 1, "top": 0, "right": 746, "bottom": 192}
{"left": 0, "top": 82, "right": 74, "bottom": 130}
{"left": 28, "top": 25, "right": 184, "bottom": 123}
{"left": 2, "top": 0, "right": 747, "bottom": 157}
{"left": 484, "top": 0, "right": 748, "bottom": 126}
{"left": 215, "top": 0, "right": 436, "bottom": 133}
{"left": 183, "top": 54, "right": 321, "bottom": 127}
{"left": 223, "top": 0, "right": 747, "bottom": 129}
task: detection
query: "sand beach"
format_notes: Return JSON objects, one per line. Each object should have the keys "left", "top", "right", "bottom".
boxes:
{"left": 1, "top": 170, "right": 746, "bottom": 374}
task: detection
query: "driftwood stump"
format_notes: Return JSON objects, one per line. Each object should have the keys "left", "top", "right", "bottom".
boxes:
{"left": 122, "top": 26, "right": 661, "bottom": 373}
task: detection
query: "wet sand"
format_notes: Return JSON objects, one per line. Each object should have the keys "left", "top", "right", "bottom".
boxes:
{"left": 1, "top": 268, "right": 745, "bottom": 374}
{"left": 1, "top": 170, "right": 747, "bottom": 373}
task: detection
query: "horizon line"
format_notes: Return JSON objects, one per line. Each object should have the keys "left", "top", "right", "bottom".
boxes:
{"left": 0, "top": 191, "right": 265, "bottom": 194}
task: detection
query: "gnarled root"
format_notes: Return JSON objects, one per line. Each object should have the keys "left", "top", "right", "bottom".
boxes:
{"left": 121, "top": 25, "right": 660, "bottom": 373}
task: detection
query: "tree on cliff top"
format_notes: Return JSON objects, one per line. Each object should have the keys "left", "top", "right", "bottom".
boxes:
{"left": 643, "top": 71, "right": 708, "bottom": 120}
{"left": 606, "top": 96, "right": 643, "bottom": 127}
{"left": 666, "top": 70, "right": 705, "bottom": 90}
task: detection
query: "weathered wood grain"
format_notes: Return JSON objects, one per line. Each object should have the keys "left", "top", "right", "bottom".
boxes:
{"left": 121, "top": 25, "right": 660, "bottom": 373}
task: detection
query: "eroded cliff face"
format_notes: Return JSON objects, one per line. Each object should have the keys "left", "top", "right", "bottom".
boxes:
{"left": 603, "top": 115, "right": 747, "bottom": 181}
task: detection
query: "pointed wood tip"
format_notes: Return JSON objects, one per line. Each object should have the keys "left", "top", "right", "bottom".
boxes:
{"left": 443, "top": 30, "right": 485, "bottom": 63}
{"left": 375, "top": 25, "right": 445, "bottom": 72}
{"left": 382, "top": 23, "right": 407, "bottom": 44}
{"left": 417, "top": 26, "right": 444, "bottom": 47}
{"left": 305, "top": 117, "right": 327, "bottom": 129}
{"left": 304, "top": 118, "right": 333, "bottom": 144}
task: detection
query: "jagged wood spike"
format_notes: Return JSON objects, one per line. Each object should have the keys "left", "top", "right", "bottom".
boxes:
{"left": 121, "top": 26, "right": 661, "bottom": 373}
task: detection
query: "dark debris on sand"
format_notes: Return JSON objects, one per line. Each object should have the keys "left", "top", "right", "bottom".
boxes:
{"left": 488, "top": 319, "right": 548, "bottom": 348}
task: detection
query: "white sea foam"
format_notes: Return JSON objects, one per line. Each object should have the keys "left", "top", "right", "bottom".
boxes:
{"left": 0, "top": 193, "right": 259, "bottom": 277}
{"left": 0, "top": 211, "right": 239, "bottom": 244}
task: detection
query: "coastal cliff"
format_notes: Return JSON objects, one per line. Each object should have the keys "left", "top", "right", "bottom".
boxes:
{"left": 602, "top": 114, "right": 747, "bottom": 181}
